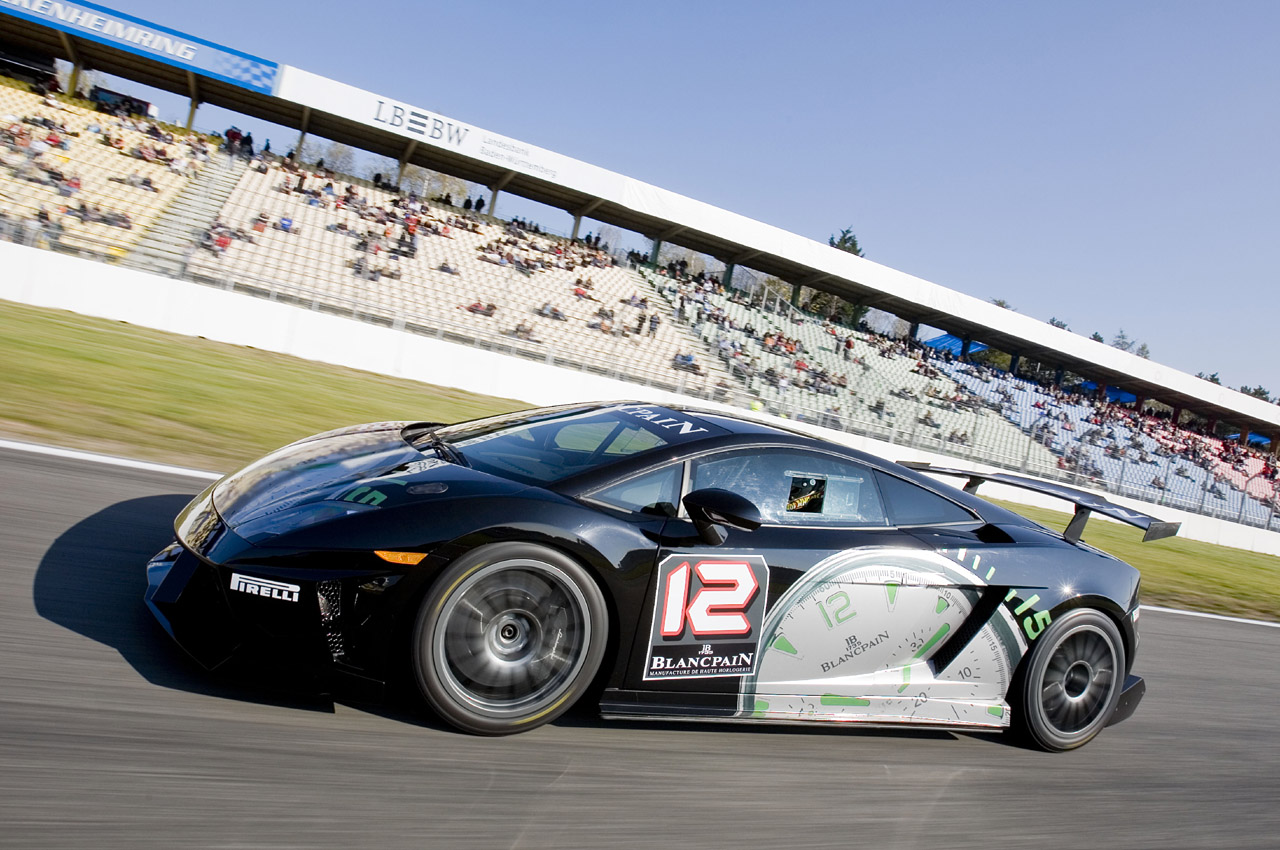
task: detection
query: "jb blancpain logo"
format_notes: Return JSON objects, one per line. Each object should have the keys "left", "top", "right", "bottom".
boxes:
{"left": 230, "top": 573, "right": 300, "bottom": 602}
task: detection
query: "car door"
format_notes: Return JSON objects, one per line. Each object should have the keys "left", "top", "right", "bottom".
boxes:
{"left": 731, "top": 467, "right": 1028, "bottom": 726}
{"left": 623, "top": 446, "right": 920, "bottom": 703}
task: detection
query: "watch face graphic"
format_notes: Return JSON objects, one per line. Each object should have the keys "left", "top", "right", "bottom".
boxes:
{"left": 739, "top": 549, "right": 1024, "bottom": 726}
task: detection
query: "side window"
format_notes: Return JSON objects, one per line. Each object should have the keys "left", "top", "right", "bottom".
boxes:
{"left": 874, "top": 471, "right": 977, "bottom": 526}
{"left": 690, "top": 449, "right": 886, "bottom": 527}
{"left": 591, "top": 465, "right": 682, "bottom": 515}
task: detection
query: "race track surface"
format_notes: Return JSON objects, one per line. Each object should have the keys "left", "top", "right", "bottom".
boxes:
{"left": 1, "top": 446, "right": 1277, "bottom": 849}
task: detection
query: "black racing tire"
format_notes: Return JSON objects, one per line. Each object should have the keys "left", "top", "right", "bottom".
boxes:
{"left": 1015, "top": 608, "right": 1126, "bottom": 752}
{"left": 412, "top": 542, "right": 608, "bottom": 735}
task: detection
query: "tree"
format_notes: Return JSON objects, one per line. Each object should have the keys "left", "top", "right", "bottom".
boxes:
{"left": 1111, "top": 329, "right": 1134, "bottom": 352}
{"left": 761, "top": 276, "right": 790, "bottom": 299}
{"left": 323, "top": 142, "right": 357, "bottom": 176}
{"left": 788, "top": 228, "right": 870, "bottom": 326}
{"left": 361, "top": 154, "right": 399, "bottom": 184}
{"left": 1197, "top": 371, "right": 1221, "bottom": 384}
{"left": 1090, "top": 332, "right": 1105, "bottom": 343}
{"left": 828, "top": 227, "right": 864, "bottom": 257}
{"left": 990, "top": 298, "right": 1014, "bottom": 311}
{"left": 595, "top": 224, "right": 622, "bottom": 254}
{"left": 399, "top": 164, "right": 472, "bottom": 203}
{"left": 1048, "top": 317, "right": 1069, "bottom": 330}
{"left": 805, "top": 290, "right": 868, "bottom": 326}
{"left": 1135, "top": 342, "right": 1151, "bottom": 359}
{"left": 972, "top": 348, "right": 1012, "bottom": 371}
{"left": 1239, "top": 385, "right": 1272, "bottom": 402}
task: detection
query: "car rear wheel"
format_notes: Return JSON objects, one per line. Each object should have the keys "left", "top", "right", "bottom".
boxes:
{"left": 412, "top": 542, "right": 607, "bottom": 735}
{"left": 1016, "top": 608, "right": 1125, "bottom": 751}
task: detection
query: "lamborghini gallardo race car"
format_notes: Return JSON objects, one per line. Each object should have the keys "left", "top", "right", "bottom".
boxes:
{"left": 145, "top": 401, "right": 1176, "bottom": 750}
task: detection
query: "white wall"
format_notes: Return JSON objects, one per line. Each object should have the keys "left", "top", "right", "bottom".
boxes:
{"left": 3, "top": 240, "right": 1278, "bottom": 557}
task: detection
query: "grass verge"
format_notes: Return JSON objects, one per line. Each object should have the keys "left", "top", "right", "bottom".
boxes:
{"left": 1, "top": 299, "right": 1276, "bottom": 622}
{"left": 990, "top": 500, "right": 1279, "bottom": 622}
{"left": 0, "top": 300, "right": 525, "bottom": 471}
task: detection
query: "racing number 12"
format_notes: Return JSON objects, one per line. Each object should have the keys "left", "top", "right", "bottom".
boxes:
{"left": 660, "top": 561, "right": 759, "bottom": 637}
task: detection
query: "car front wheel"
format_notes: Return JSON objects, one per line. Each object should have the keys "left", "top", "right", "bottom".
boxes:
{"left": 412, "top": 542, "right": 608, "bottom": 735}
{"left": 1016, "top": 608, "right": 1126, "bottom": 751}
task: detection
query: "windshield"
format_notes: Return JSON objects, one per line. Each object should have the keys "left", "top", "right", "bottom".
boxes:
{"left": 427, "top": 404, "right": 715, "bottom": 485}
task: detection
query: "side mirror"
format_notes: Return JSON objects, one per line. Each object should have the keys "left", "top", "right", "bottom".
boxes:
{"left": 682, "top": 488, "right": 762, "bottom": 545}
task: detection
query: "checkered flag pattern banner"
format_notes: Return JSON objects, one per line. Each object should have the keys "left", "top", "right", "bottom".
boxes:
{"left": 214, "top": 55, "right": 277, "bottom": 92}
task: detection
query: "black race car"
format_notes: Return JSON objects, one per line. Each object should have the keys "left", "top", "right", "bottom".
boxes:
{"left": 146, "top": 402, "right": 1174, "bottom": 750}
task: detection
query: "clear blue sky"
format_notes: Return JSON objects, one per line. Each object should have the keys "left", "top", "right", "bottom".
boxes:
{"left": 90, "top": 0, "right": 1279, "bottom": 393}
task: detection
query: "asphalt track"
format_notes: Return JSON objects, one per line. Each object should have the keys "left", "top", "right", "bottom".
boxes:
{"left": 1, "top": 446, "right": 1277, "bottom": 850}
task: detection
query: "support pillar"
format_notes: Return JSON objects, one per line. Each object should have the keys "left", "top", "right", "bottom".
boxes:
{"left": 722, "top": 263, "right": 735, "bottom": 289}
{"left": 1240, "top": 429, "right": 1251, "bottom": 447}
{"left": 397, "top": 140, "right": 418, "bottom": 187}
{"left": 908, "top": 322, "right": 920, "bottom": 341}
{"left": 1172, "top": 406, "right": 1183, "bottom": 426}
{"left": 1098, "top": 383, "right": 1109, "bottom": 402}
{"left": 790, "top": 283, "right": 802, "bottom": 307}
{"left": 960, "top": 337, "right": 972, "bottom": 359}
{"left": 1054, "top": 367, "right": 1065, "bottom": 387}
{"left": 184, "top": 99, "right": 199, "bottom": 132}
{"left": 571, "top": 214, "right": 582, "bottom": 241}
{"left": 1135, "top": 395, "right": 1146, "bottom": 414}
{"left": 1009, "top": 353, "right": 1021, "bottom": 376}
{"left": 488, "top": 170, "right": 516, "bottom": 222}
{"left": 648, "top": 239, "right": 662, "bottom": 265}
{"left": 67, "top": 61, "right": 82, "bottom": 97}
{"left": 293, "top": 106, "right": 311, "bottom": 161}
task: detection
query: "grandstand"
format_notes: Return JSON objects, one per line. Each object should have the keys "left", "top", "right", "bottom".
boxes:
{"left": 178, "top": 158, "right": 736, "bottom": 397}
{"left": 0, "top": 79, "right": 210, "bottom": 257}
{"left": 1, "top": 0, "right": 1278, "bottom": 533}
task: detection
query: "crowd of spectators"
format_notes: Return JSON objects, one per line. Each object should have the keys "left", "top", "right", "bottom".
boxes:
{"left": 946, "top": 359, "right": 1280, "bottom": 515}
{"left": 1, "top": 83, "right": 212, "bottom": 251}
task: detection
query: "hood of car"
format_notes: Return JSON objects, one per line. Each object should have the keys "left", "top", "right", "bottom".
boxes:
{"left": 211, "top": 423, "right": 527, "bottom": 542}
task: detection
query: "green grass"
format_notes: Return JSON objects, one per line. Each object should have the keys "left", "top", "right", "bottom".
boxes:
{"left": 989, "top": 500, "right": 1280, "bottom": 622}
{"left": 1, "top": 299, "right": 1277, "bottom": 622}
{"left": 0, "top": 300, "right": 525, "bottom": 471}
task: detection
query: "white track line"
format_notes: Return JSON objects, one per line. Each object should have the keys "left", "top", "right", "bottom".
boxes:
{"left": 1139, "top": 605, "right": 1278, "bottom": 628}
{"left": 0, "top": 438, "right": 221, "bottom": 480}
{"left": 0, "top": 439, "right": 1276, "bottom": 629}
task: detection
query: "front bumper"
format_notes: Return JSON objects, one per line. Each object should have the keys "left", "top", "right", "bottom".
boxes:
{"left": 145, "top": 543, "right": 244, "bottom": 669}
{"left": 144, "top": 484, "right": 415, "bottom": 682}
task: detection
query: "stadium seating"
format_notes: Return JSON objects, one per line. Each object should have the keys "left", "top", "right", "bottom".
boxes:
{"left": 641, "top": 268, "right": 1058, "bottom": 465}
{"left": 0, "top": 78, "right": 210, "bottom": 258}
{"left": 182, "top": 158, "right": 736, "bottom": 397}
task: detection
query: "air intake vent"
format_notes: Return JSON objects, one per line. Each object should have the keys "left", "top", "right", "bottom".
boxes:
{"left": 317, "top": 580, "right": 345, "bottom": 660}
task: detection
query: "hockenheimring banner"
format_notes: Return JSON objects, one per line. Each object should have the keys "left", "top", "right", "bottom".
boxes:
{"left": 0, "top": 0, "right": 278, "bottom": 93}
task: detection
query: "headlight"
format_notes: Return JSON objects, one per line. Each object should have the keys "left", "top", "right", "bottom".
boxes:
{"left": 234, "top": 501, "right": 377, "bottom": 543}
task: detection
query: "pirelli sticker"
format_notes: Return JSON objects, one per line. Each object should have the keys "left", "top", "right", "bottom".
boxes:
{"left": 230, "top": 572, "right": 300, "bottom": 602}
{"left": 644, "top": 554, "right": 769, "bottom": 680}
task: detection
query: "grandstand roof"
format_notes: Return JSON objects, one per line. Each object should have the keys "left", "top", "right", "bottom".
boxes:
{"left": 4, "top": 0, "right": 1277, "bottom": 440}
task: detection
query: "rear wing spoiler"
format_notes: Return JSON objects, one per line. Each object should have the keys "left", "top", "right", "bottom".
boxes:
{"left": 899, "top": 461, "right": 1181, "bottom": 544}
